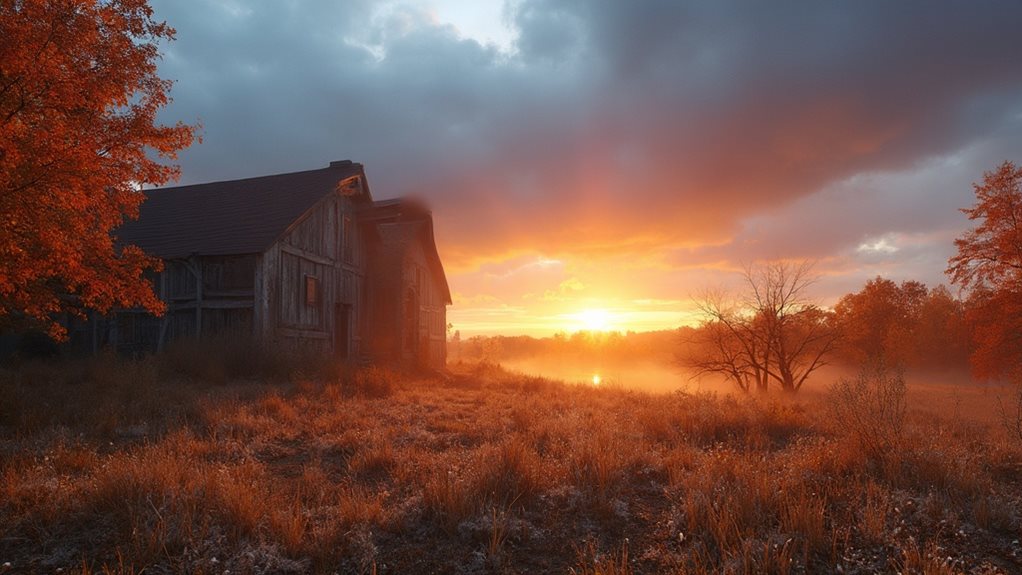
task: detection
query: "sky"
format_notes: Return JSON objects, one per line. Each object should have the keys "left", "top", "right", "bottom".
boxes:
{"left": 149, "top": 0, "right": 1022, "bottom": 337}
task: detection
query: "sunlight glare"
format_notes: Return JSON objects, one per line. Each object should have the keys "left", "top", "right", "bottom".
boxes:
{"left": 592, "top": 374, "right": 601, "bottom": 386}
{"left": 577, "top": 308, "right": 611, "bottom": 332}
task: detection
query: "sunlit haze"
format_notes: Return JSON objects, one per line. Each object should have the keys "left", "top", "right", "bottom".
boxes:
{"left": 9, "top": 2, "right": 1022, "bottom": 571}
{"left": 148, "top": 1, "right": 1022, "bottom": 337}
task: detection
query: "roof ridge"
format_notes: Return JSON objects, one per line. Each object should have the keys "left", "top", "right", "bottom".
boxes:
{"left": 145, "top": 161, "right": 362, "bottom": 194}
{"left": 118, "top": 161, "right": 365, "bottom": 258}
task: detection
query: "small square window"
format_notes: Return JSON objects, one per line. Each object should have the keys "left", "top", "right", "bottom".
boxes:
{"left": 305, "top": 275, "right": 320, "bottom": 307}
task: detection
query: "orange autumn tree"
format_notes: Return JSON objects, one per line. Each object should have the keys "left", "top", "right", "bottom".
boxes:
{"left": 947, "top": 161, "right": 1022, "bottom": 381}
{"left": 833, "top": 277, "right": 927, "bottom": 366}
{"left": 0, "top": 0, "right": 196, "bottom": 338}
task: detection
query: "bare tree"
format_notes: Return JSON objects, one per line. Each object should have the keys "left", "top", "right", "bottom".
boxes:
{"left": 684, "top": 261, "right": 838, "bottom": 394}
{"left": 682, "top": 289, "right": 769, "bottom": 393}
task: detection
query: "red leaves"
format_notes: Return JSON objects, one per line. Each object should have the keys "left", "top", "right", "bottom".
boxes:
{"left": 947, "top": 161, "right": 1022, "bottom": 293}
{"left": 0, "top": 0, "right": 196, "bottom": 339}
{"left": 947, "top": 161, "right": 1022, "bottom": 381}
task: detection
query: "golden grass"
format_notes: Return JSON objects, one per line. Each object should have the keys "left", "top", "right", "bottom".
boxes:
{"left": 0, "top": 358, "right": 1020, "bottom": 573}
{"left": 571, "top": 540, "right": 633, "bottom": 575}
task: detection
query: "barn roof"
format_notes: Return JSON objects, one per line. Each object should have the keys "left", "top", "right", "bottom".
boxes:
{"left": 116, "top": 161, "right": 368, "bottom": 259}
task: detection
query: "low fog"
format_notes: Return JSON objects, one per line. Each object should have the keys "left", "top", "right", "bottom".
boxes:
{"left": 452, "top": 330, "right": 1015, "bottom": 427}
{"left": 501, "top": 356, "right": 705, "bottom": 395}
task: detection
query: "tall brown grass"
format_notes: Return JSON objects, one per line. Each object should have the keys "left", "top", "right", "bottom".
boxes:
{"left": 1, "top": 356, "right": 1019, "bottom": 573}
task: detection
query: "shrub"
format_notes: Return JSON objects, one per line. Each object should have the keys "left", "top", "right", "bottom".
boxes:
{"left": 828, "top": 361, "right": 907, "bottom": 462}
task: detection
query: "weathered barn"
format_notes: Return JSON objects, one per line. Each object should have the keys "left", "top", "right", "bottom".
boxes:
{"left": 93, "top": 160, "right": 450, "bottom": 369}
{"left": 363, "top": 199, "right": 450, "bottom": 368}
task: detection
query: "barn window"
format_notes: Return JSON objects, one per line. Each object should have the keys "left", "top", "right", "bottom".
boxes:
{"left": 305, "top": 275, "right": 320, "bottom": 307}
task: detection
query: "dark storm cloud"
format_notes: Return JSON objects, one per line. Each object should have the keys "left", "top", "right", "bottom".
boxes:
{"left": 151, "top": 0, "right": 1022, "bottom": 267}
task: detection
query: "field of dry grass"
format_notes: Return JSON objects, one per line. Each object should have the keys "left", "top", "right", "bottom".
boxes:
{"left": 1, "top": 354, "right": 1021, "bottom": 574}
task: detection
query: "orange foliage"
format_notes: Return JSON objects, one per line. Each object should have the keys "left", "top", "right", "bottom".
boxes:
{"left": 947, "top": 161, "right": 1022, "bottom": 293}
{"left": 947, "top": 161, "right": 1022, "bottom": 381}
{"left": 0, "top": 0, "right": 197, "bottom": 338}
{"left": 966, "top": 288, "right": 1022, "bottom": 381}
{"left": 814, "top": 278, "right": 970, "bottom": 371}
{"left": 834, "top": 277, "right": 925, "bottom": 365}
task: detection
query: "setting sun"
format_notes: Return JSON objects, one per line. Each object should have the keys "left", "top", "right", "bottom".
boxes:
{"left": 574, "top": 308, "right": 613, "bottom": 332}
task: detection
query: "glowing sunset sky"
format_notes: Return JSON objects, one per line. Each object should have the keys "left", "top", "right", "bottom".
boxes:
{"left": 150, "top": 1, "right": 1022, "bottom": 336}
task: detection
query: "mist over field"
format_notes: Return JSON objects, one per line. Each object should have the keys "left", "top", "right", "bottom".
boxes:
{"left": 500, "top": 356, "right": 702, "bottom": 395}
{"left": 451, "top": 329, "right": 855, "bottom": 395}
{"left": 501, "top": 355, "right": 986, "bottom": 397}
{"left": 450, "top": 329, "right": 707, "bottom": 394}
{"left": 456, "top": 331, "right": 1016, "bottom": 428}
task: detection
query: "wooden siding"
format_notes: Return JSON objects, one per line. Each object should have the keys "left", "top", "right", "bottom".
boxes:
{"left": 278, "top": 249, "right": 328, "bottom": 329}
{"left": 96, "top": 189, "right": 369, "bottom": 357}
{"left": 160, "top": 255, "right": 258, "bottom": 346}
{"left": 262, "top": 193, "right": 366, "bottom": 356}
{"left": 85, "top": 255, "right": 260, "bottom": 353}
{"left": 362, "top": 225, "right": 448, "bottom": 370}
{"left": 403, "top": 241, "right": 447, "bottom": 368}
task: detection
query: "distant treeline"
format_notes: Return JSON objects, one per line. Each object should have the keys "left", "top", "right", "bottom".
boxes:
{"left": 451, "top": 276, "right": 974, "bottom": 376}
{"left": 451, "top": 328, "right": 684, "bottom": 365}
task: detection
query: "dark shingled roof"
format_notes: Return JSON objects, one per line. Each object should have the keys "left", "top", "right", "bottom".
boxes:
{"left": 116, "top": 161, "right": 366, "bottom": 259}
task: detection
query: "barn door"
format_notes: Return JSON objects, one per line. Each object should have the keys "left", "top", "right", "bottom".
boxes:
{"left": 334, "top": 303, "right": 351, "bottom": 359}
